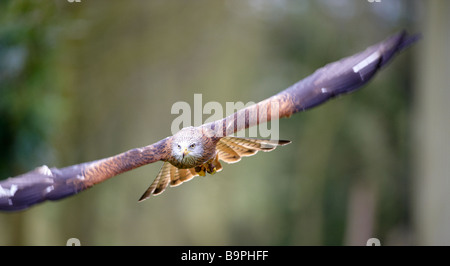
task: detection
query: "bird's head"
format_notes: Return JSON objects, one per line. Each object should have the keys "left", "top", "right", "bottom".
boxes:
{"left": 171, "top": 127, "right": 205, "bottom": 166}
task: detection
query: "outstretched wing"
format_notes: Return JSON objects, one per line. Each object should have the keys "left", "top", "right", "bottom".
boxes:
{"left": 202, "top": 31, "right": 420, "bottom": 137}
{"left": 0, "top": 138, "right": 170, "bottom": 211}
{"left": 217, "top": 137, "right": 291, "bottom": 163}
{"left": 1, "top": 31, "right": 419, "bottom": 211}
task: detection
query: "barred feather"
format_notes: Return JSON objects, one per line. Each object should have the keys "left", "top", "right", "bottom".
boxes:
{"left": 218, "top": 137, "right": 290, "bottom": 161}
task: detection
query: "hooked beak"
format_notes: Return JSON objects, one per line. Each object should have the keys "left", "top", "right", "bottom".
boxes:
{"left": 182, "top": 148, "right": 190, "bottom": 158}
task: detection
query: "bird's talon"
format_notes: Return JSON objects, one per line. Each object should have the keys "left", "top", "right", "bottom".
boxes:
{"left": 208, "top": 167, "right": 217, "bottom": 175}
{"left": 198, "top": 168, "right": 206, "bottom": 176}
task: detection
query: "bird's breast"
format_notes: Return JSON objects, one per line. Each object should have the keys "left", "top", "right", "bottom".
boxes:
{"left": 168, "top": 149, "right": 217, "bottom": 169}
{"left": 168, "top": 156, "right": 205, "bottom": 169}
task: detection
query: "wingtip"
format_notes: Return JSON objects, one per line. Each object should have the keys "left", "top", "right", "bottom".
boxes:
{"left": 398, "top": 31, "right": 422, "bottom": 51}
{"left": 138, "top": 195, "right": 148, "bottom": 202}
{"left": 138, "top": 187, "right": 165, "bottom": 202}
{"left": 138, "top": 191, "right": 152, "bottom": 202}
{"left": 278, "top": 140, "right": 292, "bottom": 146}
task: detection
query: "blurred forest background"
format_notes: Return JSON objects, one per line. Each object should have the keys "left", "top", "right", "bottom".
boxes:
{"left": 0, "top": 0, "right": 448, "bottom": 245}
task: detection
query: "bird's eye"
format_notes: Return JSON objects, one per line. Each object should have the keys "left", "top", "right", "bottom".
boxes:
{"left": 177, "top": 144, "right": 181, "bottom": 149}
{"left": 189, "top": 143, "right": 196, "bottom": 149}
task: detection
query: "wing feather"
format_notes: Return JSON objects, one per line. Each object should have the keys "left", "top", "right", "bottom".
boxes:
{"left": 169, "top": 165, "right": 182, "bottom": 187}
{"left": 179, "top": 169, "right": 195, "bottom": 182}
{"left": 170, "top": 167, "right": 198, "bottom": 187}
{"left": 1, "top": 138, "right": 170, "bottom": 211}
{"left": 152, "top": 162, "right": 172, "bottom": 195}
{"left": 217, "top": 137, "right": 291, "bottom": 163}
{"left": 202, "top": 31, "right": 419, "bottom": 137}
{"left": 139, "top": 161, "right": 172, "bottom": 200}
{"left": 216, "top": 141, "right": 241, "bottom": 163}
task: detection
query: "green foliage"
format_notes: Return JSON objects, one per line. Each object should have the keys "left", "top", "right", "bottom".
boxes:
{"left": 0, "top": 0, "right": 62, "bottom": 178}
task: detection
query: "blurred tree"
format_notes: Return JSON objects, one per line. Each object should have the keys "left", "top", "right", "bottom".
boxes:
{"left": 0, "top": 0, "right": 63, "bottom": 245}
{"left": 1, "top": 0, "right": 55, "bottom": 178}
{"left": 414, "top": 0, "right": 450, "bottom": 245}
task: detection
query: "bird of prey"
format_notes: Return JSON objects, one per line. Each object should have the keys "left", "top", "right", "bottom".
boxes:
{"left": 0, "top": 31, "right": 419, "bottom": 211}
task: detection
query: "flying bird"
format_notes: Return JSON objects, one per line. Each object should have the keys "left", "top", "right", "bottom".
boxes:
{"left": 0, "top": 31, "right": 419, "bottom": 211}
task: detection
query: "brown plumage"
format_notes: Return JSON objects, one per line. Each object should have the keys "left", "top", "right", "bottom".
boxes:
{"left": 138, "top": 131, "right": 291, "bottom": 201}
{"left": 0, "top": 31, "right": 419, "bottom": 211}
